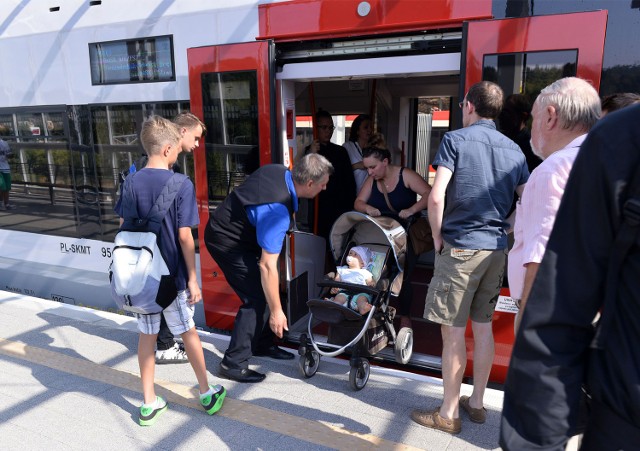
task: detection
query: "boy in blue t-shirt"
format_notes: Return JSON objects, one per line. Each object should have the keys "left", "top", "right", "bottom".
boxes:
{"left": 115, "top": 116, "right": 225, "bottom": 426}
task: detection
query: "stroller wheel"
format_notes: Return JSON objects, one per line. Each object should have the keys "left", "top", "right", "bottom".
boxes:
{"left": 349, "top": 358, "right": 370, "bottom": 391}
{"left": 298, "top": 334, "right": 308, "bottom": 356}
{"left": 394, "top": 327, "right": 414, "bottom": 365}
{"left": 299, "top": 350, "right": 320, "bottom": 378}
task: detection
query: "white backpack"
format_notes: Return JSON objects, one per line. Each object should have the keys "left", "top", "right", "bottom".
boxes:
{"left": 109, "top": 172, "right": 187, "bottom": 315}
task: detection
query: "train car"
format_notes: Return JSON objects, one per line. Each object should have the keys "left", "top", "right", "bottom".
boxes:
{"left": 0, "top": 0, "right": 638, "bottom": 383}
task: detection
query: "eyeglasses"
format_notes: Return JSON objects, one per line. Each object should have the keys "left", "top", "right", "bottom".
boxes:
{"left": 317, "top": 125, "right": 335, "bottom": 131}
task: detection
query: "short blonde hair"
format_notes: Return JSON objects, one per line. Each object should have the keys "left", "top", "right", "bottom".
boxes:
{"left": 140, "top": 116, "right": 181, "bottom": 156}
{"left": 173, "top": 111, "right": 206, "bottom": 136}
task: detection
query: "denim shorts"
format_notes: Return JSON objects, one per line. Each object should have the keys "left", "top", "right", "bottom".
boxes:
{"left": 423, "top": 243, "right": 506, "bottom": 327}
{"left": 135, "top": 290, "right": 195, "bottom": 335}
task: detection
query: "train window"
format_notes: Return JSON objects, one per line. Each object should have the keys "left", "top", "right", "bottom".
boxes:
{"left": 0, "top": 115, "right": 15, "bottom": 136}
{"left": 201, "top": 71, "right": 259, "bottom": 202}
{"left": 89, "top": 35, "right": 175, "bottom": 85}
{"left": 16, "top": 112, "right": 45, "bottom": 139}
{"left": 92, "top": 105, "right": 143, "bottom": 146}
{"left": 43, "top": 112, "right": 66, "bottom": 141}
{"left": 482, "top": 50, "right": 578, "bottom": 99}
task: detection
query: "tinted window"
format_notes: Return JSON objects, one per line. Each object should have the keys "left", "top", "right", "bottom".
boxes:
{"left": 201, "top": 71, "right": 260, "bottom": 204}
{"left": 494, "top": 0, "right": 640, "bottom": 95}
{"left": 483, "top": 50, "right": 577, "bottom": 100}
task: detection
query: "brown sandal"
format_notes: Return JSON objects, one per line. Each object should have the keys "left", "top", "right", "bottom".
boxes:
{"left": 411, "top": 409, "right": 461, "bottom": 434}
{"left": 459, "top": 395, "right": 487, "bottom": 424}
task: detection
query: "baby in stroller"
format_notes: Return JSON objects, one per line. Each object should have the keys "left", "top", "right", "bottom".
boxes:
{"left": 325, "top": 246, "right": 375, "bottom": 314}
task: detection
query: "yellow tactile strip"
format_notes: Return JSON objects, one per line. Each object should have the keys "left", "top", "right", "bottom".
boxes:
{"left": 0, "top": 338, "right": 420, "bottom": 450}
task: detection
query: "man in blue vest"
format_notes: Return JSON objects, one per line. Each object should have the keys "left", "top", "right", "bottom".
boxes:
{"left": 205, "top": 153, "right": 333, "bottom": 383}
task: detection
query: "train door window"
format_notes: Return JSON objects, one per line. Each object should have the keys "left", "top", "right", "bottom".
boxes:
{"left": 482, "top": 50, "right": 578, "bottom": 99}
{"left": 201, "top": 71, "right": 260, "bottom": 203}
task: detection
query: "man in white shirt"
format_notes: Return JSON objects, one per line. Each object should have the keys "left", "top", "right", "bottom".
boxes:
{"left": 508, "top": 77, "right": 601, "bottom": 333}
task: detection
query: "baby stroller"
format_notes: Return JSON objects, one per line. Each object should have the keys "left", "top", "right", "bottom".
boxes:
{"left": 298, "top": 211, "right": 414, "bottom": 390}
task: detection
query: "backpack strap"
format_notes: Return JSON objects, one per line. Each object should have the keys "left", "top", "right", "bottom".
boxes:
{"left": 121, "top": 172, "right": 188, "bottom": 235}
{"left": 592, "top": 168, "right": 640, "bottom": 348}
{"left": 146, "top": 172, "right": 188, "bottom": 234}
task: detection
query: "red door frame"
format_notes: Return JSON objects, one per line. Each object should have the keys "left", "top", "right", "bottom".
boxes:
{"left": 187, "top": 7, "right": 608, "bottom": 383}
{"left": 464, "top": 10, "right": 608, "bottom": 92}
{"left": 187, "top": 41, "right": 272, "bottom": 329}
{"left": 462, "top": 10, "right": 608, "bottom": 383}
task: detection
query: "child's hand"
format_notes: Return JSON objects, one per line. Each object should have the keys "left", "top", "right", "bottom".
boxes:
{"left": 187, "top": 280, "right": 202, "bottom": 304}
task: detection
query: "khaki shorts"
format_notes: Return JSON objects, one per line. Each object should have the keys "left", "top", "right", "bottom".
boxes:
{"left": 135, "top": 290, "right": 195, "bottom": 335}
{"left": 424, "top": 243, "right": 506, "bottom": 327}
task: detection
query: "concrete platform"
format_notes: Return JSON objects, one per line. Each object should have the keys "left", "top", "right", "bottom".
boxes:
{"left": 0, "top": 290, "right": 503, "bottom": 450}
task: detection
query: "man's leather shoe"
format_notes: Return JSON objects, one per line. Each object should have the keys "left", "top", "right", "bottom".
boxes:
{"left": 253, "top": 345, "right": 295, "bottom": 360}
{"left": 218, "top": 364, "right": 266, "bottom": 383}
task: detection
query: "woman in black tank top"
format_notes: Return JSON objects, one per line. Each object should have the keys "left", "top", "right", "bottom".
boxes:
{"left": 354, "top": 145, "right": 431, "bottom": 228}
{"left": 354, "top": 143, "right": 432, "bottom": 326}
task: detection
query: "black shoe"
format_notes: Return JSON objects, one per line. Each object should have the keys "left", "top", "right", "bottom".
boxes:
{"left": 253, "top": 345, "right": 295, "bottom": 360}
{"left": 218, "top": 364, "right": 266, "bottom": 383}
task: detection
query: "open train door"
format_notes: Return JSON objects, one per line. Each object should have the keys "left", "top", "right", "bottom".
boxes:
{"left": 461, "top": 10, "right": 608, "bottom": 383}
{"left": 187, "top": 41, "right": 276, "bottom": 329}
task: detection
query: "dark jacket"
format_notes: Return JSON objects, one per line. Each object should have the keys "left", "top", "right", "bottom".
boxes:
{"left": 305, "top": 142, "right": 356, "bottom": 241}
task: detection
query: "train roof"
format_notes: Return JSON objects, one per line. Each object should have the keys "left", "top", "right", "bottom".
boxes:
{"left": 0, "top": 0, "right": 274, "bottom": 38}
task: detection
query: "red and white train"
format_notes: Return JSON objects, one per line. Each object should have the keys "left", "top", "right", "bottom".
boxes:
{"left": 1, "top": 0, "right": 636, "bottom": 383}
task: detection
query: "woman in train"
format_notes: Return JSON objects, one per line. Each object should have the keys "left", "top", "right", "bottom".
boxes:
{"left": 342, "top": 114, "right": 372, "bottom": 194}
{"left": 354, "top": 136, "right": 431, "bottom": 328}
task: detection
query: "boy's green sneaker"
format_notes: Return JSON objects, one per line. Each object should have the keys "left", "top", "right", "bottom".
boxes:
{"left": 139, "top": 396, "right": 168, "bottom": 426}
{"left": 200, "top": 384, "right": 226, "bottom": 415}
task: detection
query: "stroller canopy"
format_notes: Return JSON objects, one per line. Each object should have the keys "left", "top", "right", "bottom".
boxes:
{"left": 329, "top": 212, "right": 407, "bottom": 296}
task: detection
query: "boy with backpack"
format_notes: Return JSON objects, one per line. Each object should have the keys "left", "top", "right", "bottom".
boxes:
{"left": 119, "top": 112, "right": 206, "bottom": 365}
{"left": 114, "top": 115, "right": 225, "bottom": 426}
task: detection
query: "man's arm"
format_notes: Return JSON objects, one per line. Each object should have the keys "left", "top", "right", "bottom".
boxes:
{"left": 505, "top": 183, "right": 527, "bottom": 233}
{"left": 258, "top": 250, "right": 288, "bottom": 338}
{"left": 178, "top": 226, "right": 202, "bottom": 304}
{"left": 427, "top": 166, "right": 453, "bottom": 252}
{"left": 514, "top": 262, "right": 539, "bottom": 331}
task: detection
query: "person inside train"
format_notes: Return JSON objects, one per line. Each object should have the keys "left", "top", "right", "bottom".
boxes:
{"left": 354, "top": 136, "right": 431, "bottom": 328}
{"left": 304, "top": 109, "right": 357, "bottom": 245}
{"left": 499, "top": 93, "right": 539, "bottom": 173}
{"left": 0, "top": 126, "right": 14, "bottom": 211}
{"left": 600, "top": 92, "right": 640, "bottom": 116}
{"left": 342, "top": 113, "right": 372, "bottom": 194}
